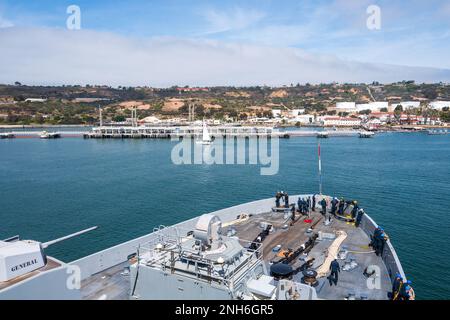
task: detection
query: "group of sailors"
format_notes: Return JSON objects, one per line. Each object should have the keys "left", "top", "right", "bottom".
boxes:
{"left": 275, "top": 191, "right": 290, "bottom": 208}
{"left": 392, "top": 274, "right": 415, "bottom": 300}
{"left": 297, "top": 197, "right": 311, "bottom": 214}
{"left": 273, "top": 191, "right": 415, "bottom": 299}
{"left": 317, "top": 196, "right": 366, "bottom": 227}
{"left": 275, "top": 193, "right": 367, "bottom": 227}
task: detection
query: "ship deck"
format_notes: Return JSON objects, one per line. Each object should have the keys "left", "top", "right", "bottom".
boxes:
{"left": 80, "top": 261, "right": 130, "bottom": 300}
{"left": 231, "top": 209, "right": 391, "bottom": 300}
{"left": 80, "top": 208, "right": 392, "bottom": 300}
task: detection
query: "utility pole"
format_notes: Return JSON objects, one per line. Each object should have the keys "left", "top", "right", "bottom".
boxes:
{"left": 99, "top": 106, "right": 103, "bottom": 127}
{"left": 188, "top": 103, "right": 191, "bottom": 122}
{"left": 132, "top": 107, "right": 138, "bottom": 127}
{"left": 188, "top": 103, "right": 196, "bottom": 123}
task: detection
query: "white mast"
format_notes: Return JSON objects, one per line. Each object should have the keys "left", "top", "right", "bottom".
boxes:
{"left": 202, "top": 121, "right": 211, "bottom": 142}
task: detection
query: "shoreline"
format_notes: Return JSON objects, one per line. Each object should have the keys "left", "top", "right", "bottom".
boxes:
{"left": 0, "top": 124, "right": 92, "bottom": 129}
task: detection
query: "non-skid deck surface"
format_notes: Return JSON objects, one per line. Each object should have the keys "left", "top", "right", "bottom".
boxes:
{"left": 80, "top": 210, "right": 392, "bottom": 300}
{"left": 80, "top": 262, "right": 130, "bottom": 300}
{"left": 230, "top": 210, "right": 391, "bottom": 300}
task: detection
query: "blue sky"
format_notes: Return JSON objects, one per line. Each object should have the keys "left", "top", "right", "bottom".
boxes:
{"left": 0, "top": 0, "right": 449, "bottom": 86}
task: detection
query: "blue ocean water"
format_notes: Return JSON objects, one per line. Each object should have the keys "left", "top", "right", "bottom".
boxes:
{"left": 0, "top": 132, "right": 449, "bottom": 299}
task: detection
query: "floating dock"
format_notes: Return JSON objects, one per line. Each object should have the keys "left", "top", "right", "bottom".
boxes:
{"left": 359, "top": 131, "right": 375, "bottom": 138}
{"left": 427, "top": 129, "right": 448, "bottom": 135}
{"left": 0, "top": 133, "right": 15, "bottom": 139}
{"left": 83, "top": 126, "right": 285, "bottom": 139}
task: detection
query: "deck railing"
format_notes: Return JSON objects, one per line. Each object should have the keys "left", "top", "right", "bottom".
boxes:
{"left": 137, "top": 225, "right": 264, "bottom": 285}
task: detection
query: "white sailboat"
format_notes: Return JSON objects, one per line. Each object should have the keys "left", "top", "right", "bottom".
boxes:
{"left": 196, "top": 121, "right": 213, "bottom": 145}
{"left": 39, "top": 131, "right": 60, "bottom": 139}
{"left": 40, "top": 131, "right": 50, "bottom": 139}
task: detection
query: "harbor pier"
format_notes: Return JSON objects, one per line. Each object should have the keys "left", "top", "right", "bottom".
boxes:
{"left": 2, "top": 126, "right": 376, "bottom": 139}
{"left": 83, "top": 126, "right": 286, "bottom": 139}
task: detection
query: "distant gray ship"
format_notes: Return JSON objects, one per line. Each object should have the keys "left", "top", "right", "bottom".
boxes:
{"left": 0, "top": 194, "right": 410, "bottom": 300}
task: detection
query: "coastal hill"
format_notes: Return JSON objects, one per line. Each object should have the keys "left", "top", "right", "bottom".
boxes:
{"left": 0, "top": 81, "right": 449, "bottom": 125}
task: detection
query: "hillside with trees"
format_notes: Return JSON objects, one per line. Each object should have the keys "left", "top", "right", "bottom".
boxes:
{"left": 0, "top": 81, "right": 449, "bottom": 125}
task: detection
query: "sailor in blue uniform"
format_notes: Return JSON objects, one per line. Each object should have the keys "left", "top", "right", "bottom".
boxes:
{"left": 275, "top": 191, "right": 281, "bottom": 207}
{"left": 328, "top": 259, "right": 341, "bottom": 286}
{"left": 400, "top": 281, "right": 415, "bottom": 300}
{"left": 284, "top": 192, "right": 289, "bottom": 208}
{"left": 370, "top": 226, "right": 383, "bottom": 254}
{"left": 355, "top": 208, "right": 365, "bottom": 227}
{"left": 391, "top": 274, "right": 402, "bottom": 299}
{"left": 338, "top": 198, "right": 345, "bottom": 215}
{"left": 320, "top": 198, "right": 327, "bottom": 215}
{"left": 374, "top": 226, "right": 383, "bottom": 238}
{"left": 306, "top": 197, "right": 311, "bottom": 213}
{"left": 375, "top": 232, "right": 387, "bottom": 256}
{"left": 351, "top": 201, "right": 359, "bottom": 218}
{"left": 331, "top": 197, "right": 338, "bottom": 216}
{"left": 291, "top": 204, "right": 296, "bottom": 223}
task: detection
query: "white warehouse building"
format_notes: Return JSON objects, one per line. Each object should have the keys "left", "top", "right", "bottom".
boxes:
{"left": 272, "top": 109, "right": 282, "bottom": 118}
{"left": 291, "top": 109, "right": 305, "bottom": 116}
{"left": 356, "top": 102, "right": 389, "bottom": 112}
{"left": 399, "top": 101, "right": 421, "bottom": 109}
{"left": 290, "top": 114, "right": 314, "bottom": 125}
{"left": 335, "top": 102, "right": 356, "bottom": 112}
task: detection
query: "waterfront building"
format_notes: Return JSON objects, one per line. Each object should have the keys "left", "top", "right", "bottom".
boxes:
{"left": 399, "top": 101, "right": 421, "bottom": 109}
{"left": 140, "top": 116, "right": 161, "bottom": 124}
{"left": 320, "top": 116, "right": 361, "bottom": 127}
{"left": 24, "top": 98, "right": 47, "bottom": 103}
{"left": 356, "top": 102, "right": 389, "bottom": 112}
{"left": 429, "top": 101, "right": 450, "bottom": 110}
{"left": 291, "top": 109, "right": 305, "bottom": 116}
{"left": 290, "top": 114, "right": 315, "bottom": 125}
{"left": 335, "top": 102, "right": 357, "bottom": 112}
{"left": 272, "top": 109, "right": 282, "bottom": 118}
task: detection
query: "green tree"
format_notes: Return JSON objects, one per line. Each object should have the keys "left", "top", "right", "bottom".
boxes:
{"left": 113, "top": 115, "right": 126, "bottom": 122}
{"left": 394, "top": 105, "right": 403, "bottom": 112}
{"left": 34, "top": 115, "right": 45, "bottom": 124}
{"left": 239, "top": 113, "right": 248, "bottom": 120}
{"left": 394, "top": 105, "right": 403, "bottom": 122}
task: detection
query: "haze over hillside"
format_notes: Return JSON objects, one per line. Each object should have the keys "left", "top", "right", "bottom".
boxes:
{"left": 1, "top": 28, "right": 450, "bottom": 87}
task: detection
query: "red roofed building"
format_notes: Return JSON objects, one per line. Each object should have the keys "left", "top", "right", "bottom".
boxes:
{"left": 320, "top": 116, "right": 361, "bottom": 127}
{"left": 176, "top": 87, "right": 209, "bottom": 92}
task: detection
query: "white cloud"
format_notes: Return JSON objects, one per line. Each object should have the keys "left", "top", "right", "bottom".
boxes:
{"left": 201, "top": 7, "right": 265, "bottom": 34}
{"left": 227, "top": 24, "right": 315, "bottom": 47}
{"left": 0, "top": 27, "right": 448, "bottom": 86}
{"left": 0, "top": 14, "right": 14, "bottom": 28}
